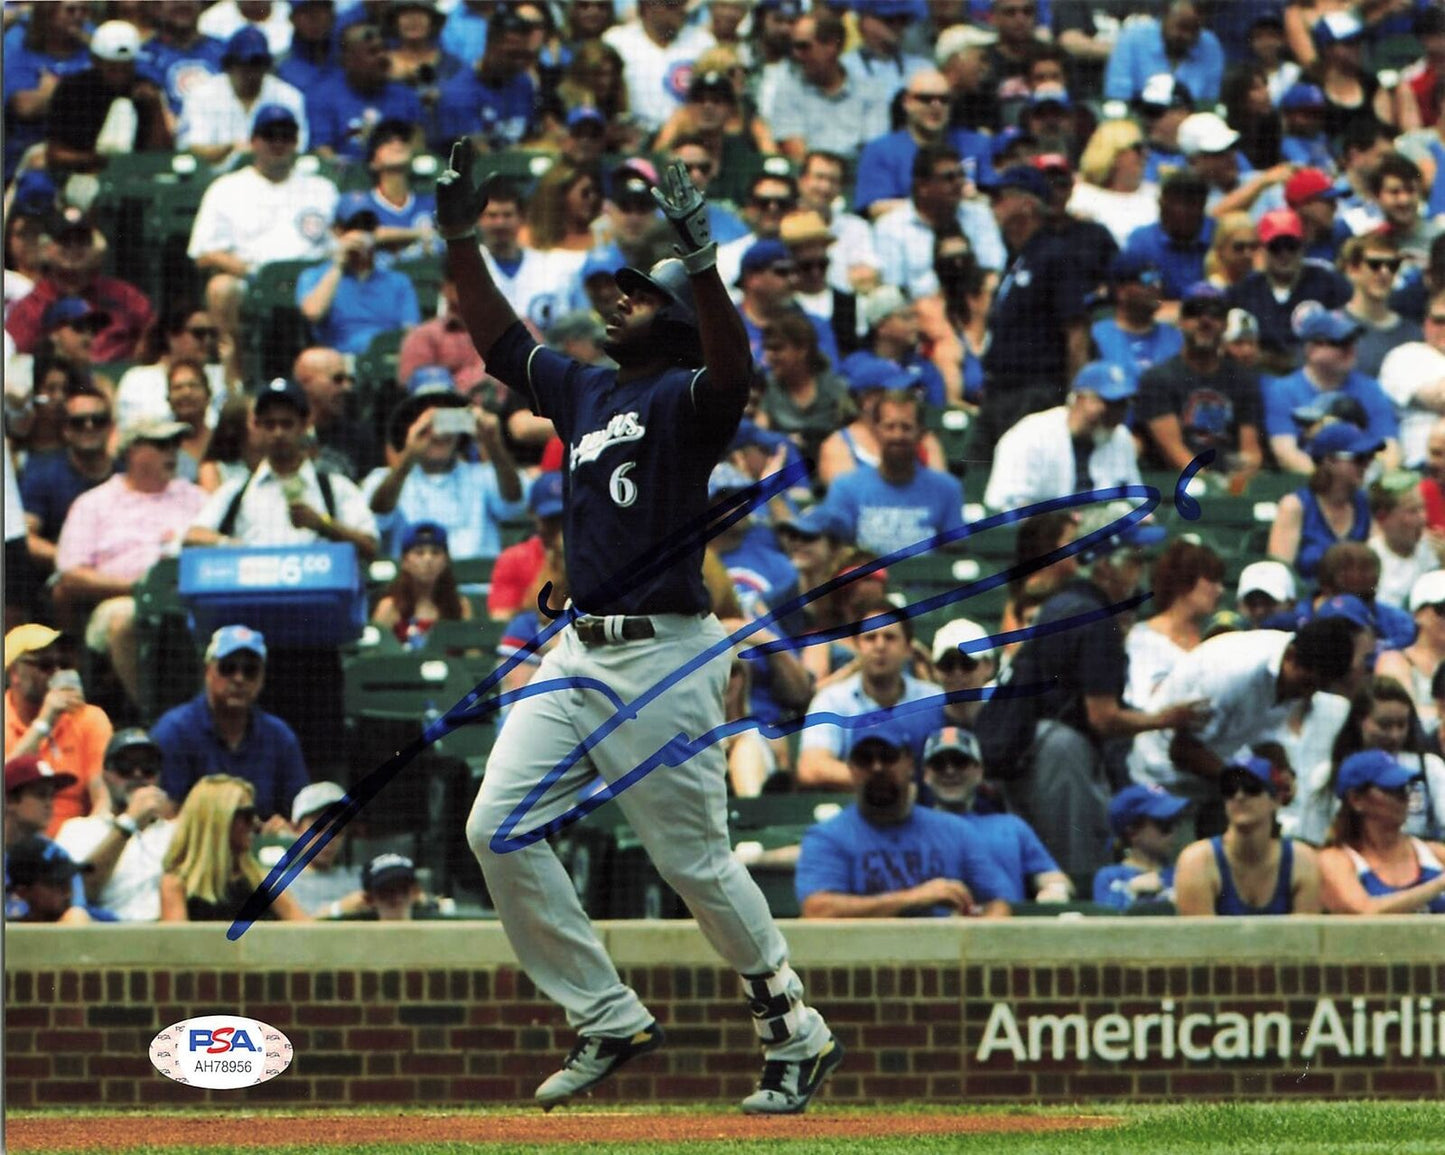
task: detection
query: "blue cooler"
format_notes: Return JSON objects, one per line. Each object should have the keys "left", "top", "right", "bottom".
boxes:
{"left": 179, "top": 544, "right": 366, "bottom": 647}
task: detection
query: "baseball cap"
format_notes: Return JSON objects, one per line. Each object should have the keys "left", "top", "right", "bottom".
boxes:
{"left": 1313, "top": 9, "right": 1364, "bottom": 47}
{"left": 865, "top": 0, "right": 914, "bottom": 15}
{"left": 1335, "top": 749, "right": 1421, "bottom": 798}
{"left": 728, "top": 418, "right": 789, "bottom": 455}
{"left": 708, "top": 462, "right": 754, "bottom": 498}
{"left": 1238, "top": 561, "right": 1296, "bottom": 604}
{"left": 400, "top": 520, "right": 449, "bottom": 553}
{"left": 11, "top": 171, "right": 58, "bottom": 218}
{"left": 1314, "top": 593, "right": 1375, "bottom": 631}
{"left": 1179, "top": 281, "right": 1229, "bottom": 317}
{"left": 1177, "top": 112, "right": 1240, "bottom": 156}
{"left": 983, "top": 165, "right": 1051, "bottom": 201}
{"left": 860, "top": 285, "right": 912, "bottom": 331}
{"left": 205, "top": 624, "right": 267, "bottom": 663}
{"left": 936, "top": 24, "right": 997, "bottom": 64}
{"left": 292, "top": 780, "right": 348, "bottom": 826}
{"left": 842, "top": 352, "right": 914, "bottom": 394}
{"left": 104, "top": 727, "right": 162, "bottom": 768}
{"left": 613, "top": 157, "right": 659, "bottom": 188}
{"left": 225, "top": 25, "right": 273, "bottom": 64}
{"left": 4, "top": 624, "right": 61, "bottom": 670}
{"left": 687, "top": 70, "right": 735, "bottom": 102}
{"left": 1222, "top": 754, "right": 1276, "bottom": 792}
{"left": 1202, "top": 609, "right": 1250, "bottom": 639}
{"left": 1029, "top": 83, "right": 1071, "bottom": 110}
{"left": 613, "top": 175, "right": 655, "bottom": 208}
{"left": 254, "top": 377, "right": 311, "bottom": 417}
{"left": 1258, "top": 208, "right": 1305, "bottom": 244}
{"left": 1137, "top": 73, "right": 1193, "bottom": 111}
{"left": 1108, "top": 783, "right": 1189, "bottom": 838}
{"left": 1223, "top": 308, "right": 1259, "bottom": 342}
{"left": 117, "top": 417, "right": 189, "bottom": 453}
{"left": 566, "top": 106, "right": 606, "bottom": 132}
{"left": 1071, "top": 360, "right": 1136, "bottom": 402}
{"left": 45, "top": 204, "right": 94, "bottom": 242}
{"left": 990, "top": 126, "right": 1034, "bottom": 162}
{"left": 757, "top": 0, "right": 804, "bottom": 15}
{"left": 529, "top": 471, "right": 565, "bottom": 519}
{"left": 251, "top": 104, "right": 299, "bottom": 136}
{"left": 1280, "top": 82, "right": 1327, "bottom": 111}
{"left": 777, "top": 504, "right": 849, "bottom": 541}
{"left": 41, "top": 296, "right": 109, "bottom": 335}
{"left": 1031, "top": 152, "right": 1072, "bottom": 176}
{"left": 5, "top": 835, "right": 91, "bottom": 887}
{"left": 1294, "top": 307, "right": 1361, "bottom": 343}
{"left": 363, "top": 851, "right": 417, "bottom": 892}
{"left": 334, "top": 191, "right": 379, "bottom": 230}
{"left": 1284, "top": 167, "right": 1344, "bottom": 209}
{"left": 4, "top": 754, "right": 78, "bottom": 795}
{"left": 1305, "top": 421, "right": 1383, "bottom": 459}
{"left": 922, "top": 726, "right": 981, "bottom": 766}
{"left": 738, "top": 239, "right": 792, "bottom": 282}
{"left": 930, "top": 617, "right": 997, "bottom": 665}
{"left": 1074, "top": 502, "right": 1168, "bottom": 562}
{"left": 1409, "top": 569, "right": 1445, "bottom": 611}
{"left": 407, "top": 365, "right": 457, "bottom": 396}
{"left": 90, "top": 20, "right": 142, "bottom": 62}
{"left": 779, "top": 210, "right": 835, "bottom": 248}
{"left": 364, "top": 117, "right": 417, "bottom": 162}
{"left": 845, "top": 718, "right": 913, "bottom": 762}
{"left": 489, "top": 5, "right": 539, "bottom": 37}
{"left": 1291, "top": 393, "right": 1368, "bottom": 429}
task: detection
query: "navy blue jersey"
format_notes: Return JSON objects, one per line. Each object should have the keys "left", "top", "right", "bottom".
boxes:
{"left": 486, "top": 322, "right": 746, "bottom": 615}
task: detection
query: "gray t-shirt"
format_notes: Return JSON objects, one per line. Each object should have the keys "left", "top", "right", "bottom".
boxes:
{"left": 1352, "top": 313, "right": 1423, "bottom": 381}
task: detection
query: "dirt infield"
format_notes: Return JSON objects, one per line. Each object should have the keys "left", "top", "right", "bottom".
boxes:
{"left": 9, "top": 1110, "right": 1122, "bottom": 1150}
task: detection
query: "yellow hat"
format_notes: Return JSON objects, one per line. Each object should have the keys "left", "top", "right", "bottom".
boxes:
{"left": 4, "top": 625, "right": 61, "bottom": 671}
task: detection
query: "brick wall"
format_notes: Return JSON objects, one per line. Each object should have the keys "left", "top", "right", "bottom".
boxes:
{"left": 6, "top": 920, "right": 1443, "bottom": 1106}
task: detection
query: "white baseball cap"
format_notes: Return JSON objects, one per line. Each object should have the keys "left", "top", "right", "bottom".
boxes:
{"left": 291, "top": 781, "right": 347, "bottom": 827}
{"left": 931, "top": 617, "right": 997, "bottom": 665}
{"left": 1237, "top": 561, "right": 1296, "bottom": 604}
{"left": 936, "top": 24, "right": 997, "bottom": 65}
{"left": 1409, "top": 570, "right": 1445, "bottom": 612}
{"left": 90, "top": 20, "right": 142, "bottom": 63}
{"left": 1177, "top": 112, "right": 1241, "bottom": 157}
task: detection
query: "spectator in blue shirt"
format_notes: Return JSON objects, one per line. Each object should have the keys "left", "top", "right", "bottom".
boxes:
{"left": 1093, "top": 784, "right": 1189, "bottom": 911}
{"left": 151, "top": 625, "right": 309, "bottom": 828}
{"left": 297, "top": 192, "right": 422, "bottom": 355}
{"left": 362, "top": 119, "right": 439, "bottom": 264}
{"left": 1279, "top": 82, "right": 1334, "bottom": 171}
{"left": 275, "top": 0, "right": 342, "bottom": 104}
{"left": 434, "top": 6, "right": 538, "bottom": 153}
{"left": 1123, "top": 170, "right": 1215, "bottom": 303}
{"left": 18, "top": 382, "right": 115, "bottom": 566}
{"left": 2, "top": 2, "right": 93, "bottom": 180}
{"left": 439, "top": 0, "right": 492, "bottom": 63}
{"left": 1104, "top": 1, "right": 1225, "bottom": 107}
{"left": 1092, "top": 252, "right": 1182, "bottom": 385}
{"left": 307, "top": 23, "right": 423, "bottom": 162}
{"left": 137, "top": 0, "right": 226, "bottom": 115}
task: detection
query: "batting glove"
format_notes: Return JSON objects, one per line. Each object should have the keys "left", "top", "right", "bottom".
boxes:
{"left": 651, "top": 159, "right": 716, "bottom": 275}
{"left": 435, "top": 138, "right": 490, "bottom": 242}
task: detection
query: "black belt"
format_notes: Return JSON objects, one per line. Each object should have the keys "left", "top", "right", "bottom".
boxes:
{"left": 573, "top": 616, "right": 657, "bottom": 647}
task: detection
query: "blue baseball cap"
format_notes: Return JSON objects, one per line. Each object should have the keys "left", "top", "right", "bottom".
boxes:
{"left": 990, "top": 126, "right": 1033, "bottom": 161}
{"left": 1313, "top": 9, "right": 1364, "bottom": 47}
{"left": 400, "top": 521, "right": 449, "bottom": 553}
{"left": 579, "top": 246, "right": 626, "bottom": 284}
{"left": 566, "top": 106, "right": 606, "bottom": 132}
{"left": 1295, "top": 307, "right": 1363, "bottom": 344}
{"left": 737, "top": 239, "right": 792, "bottom": 281}
{"left": 1336, "top": 749, "right": 1422, "bottom": 798}
{"left": 1109, "top": 250, "right": 1162, "bottom": 286}
{"left": 846, "top": 718, "right": 914, "bottom": 762}
{"left": 728, "top": 418, "right": 789, "bottom": 455}
{"left": 334, "top": 191, "right": 379, "bottom": 230}
{"left": 1222, "top": 755, "right": 1276, "bottom": 791}
{"left": 363, "top": 851, "right": 417, "bottom": 892}
{"left": 529, "top": 471, "right": 565, "bottom": 519}
{"left": 1029, "top": 83, "right": 1071, "bottom": 110}
{"left": 254, "top": 376, "right": 310, "bottom": 417}
{"left": 251, "top": 103, "right": 298, "bottom": 136}
{"left": 1108, "top": 784, "right": 1189, "bottom": 838}
{"left": 863, "top": 0, "right": 915, "bottom": 16}
{"left": 205, "top": 624, "right": 267, "bottom": 663}
{"left": 1305, "top": 421, "right": 1384, "bottom": 460}
{"left": 1072, "top": 361, "right": 1136, "bottom": 402}
{"left": 11, "top": 170, "right": 57, "bottom": 217}
{"left": 983, "top": 165, "right": 1051, "bottom": 201}
{"left": 778, "top": 504, "right": 849, "bottom": 541}
{"left": 1280, "top": 82, "right": 1327, "bottom": 111}
{"left": 843, "top": 353, "right": 914, "bottom": 394}
{"left": 225, "top": 25, "right": 272, "bottom": 64}
{"left": 1313, "top": 593, "right": 1374, "bottom": 631}
{"left": 708, "top": 462, "right": 754, "bottom": 498}
{"left": 41, "top": 296, "right": 109, "bottom": 335}
{"left": 407, "top": 365, "right": 456, "bottom": 396}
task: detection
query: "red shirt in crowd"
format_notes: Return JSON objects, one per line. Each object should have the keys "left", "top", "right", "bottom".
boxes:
{"left": 5, "top": 275, "right": 155, "bottom": 363}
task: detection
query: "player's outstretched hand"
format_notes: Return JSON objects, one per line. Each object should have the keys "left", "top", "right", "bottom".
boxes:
{"left": 651, "top": 159, "right": 712, "bottom": 255}
{"left": 436, "top": 138, "right": 490, "bottom": 242}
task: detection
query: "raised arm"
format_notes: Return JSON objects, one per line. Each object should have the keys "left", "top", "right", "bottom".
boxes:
{"left": 437, "top": 139, "right": 519, "bottom": 360}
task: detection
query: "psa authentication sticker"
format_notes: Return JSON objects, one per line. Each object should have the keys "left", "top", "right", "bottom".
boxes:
{"left": 149, "top": 1015, "right": 293, "bottom": 1088}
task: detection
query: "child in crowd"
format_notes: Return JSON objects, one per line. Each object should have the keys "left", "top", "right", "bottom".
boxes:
{"left": 1093, "top": 784, "right": 1189, "bottom": 911}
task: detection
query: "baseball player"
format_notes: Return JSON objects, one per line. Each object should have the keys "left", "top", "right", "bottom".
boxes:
{"left": 438, "top": 141, "right": 842, "bottom": 1114}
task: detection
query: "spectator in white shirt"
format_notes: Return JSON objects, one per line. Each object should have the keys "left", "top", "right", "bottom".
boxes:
{"left": 601, "top": 0, "right": 715, "bottom": 135}
{"left": 177, "top": 26, "right": 308, "bottom": 166}
{"left": 984, "top": 362, "right": 1144, "bottom": 512}
{"left": 1368, "top": 473, "right": 1440, "bottom": 610}
{"left": 1377, "top": 287, "right": 1445, "bottom": 469}
{"left": 797, "top": 149, "right": 881, "bottom": 295}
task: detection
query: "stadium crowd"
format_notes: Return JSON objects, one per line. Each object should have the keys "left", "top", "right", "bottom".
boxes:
{"left": 6, "top": 0, "right": 1445, "bottom": 926}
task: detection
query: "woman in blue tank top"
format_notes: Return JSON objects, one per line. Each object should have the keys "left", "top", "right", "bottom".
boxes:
{"left": 1267, "top": 422, "right": 1377, "bottom": 583}
{"left": 1318, "top": 750, "right": 1445, "bottom": 914}
{"left": 1174, "top": 756, "right": 1323, "bottom": 915}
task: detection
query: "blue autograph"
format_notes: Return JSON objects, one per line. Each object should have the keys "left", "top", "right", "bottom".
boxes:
{"left": 228, "top": 457, "right": 1204, "bottom": 938}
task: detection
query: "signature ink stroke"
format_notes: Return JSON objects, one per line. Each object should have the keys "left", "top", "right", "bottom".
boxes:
{"left": 229, "top": 457, "right": 1208, "bottom": 937}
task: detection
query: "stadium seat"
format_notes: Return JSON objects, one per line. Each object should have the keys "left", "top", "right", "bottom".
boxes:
{"left": 239, "top": 258, "right": 316, "bottom": 383}
{"left": 132, "top": 557, "right": 203, "bottom": 725}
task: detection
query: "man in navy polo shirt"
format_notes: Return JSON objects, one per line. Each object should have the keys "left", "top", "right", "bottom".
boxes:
{"left": 1263, "top": 308, "right": 1401, "bottom": 473}
{"left": 433, "top": 7, "right": 537, "bottom": 153}
{"left": 1227, "top": 208, "right": 1351, "bottom": 375}
{"left": 307, "top": 23, "right": 423, "bottom": 162}
{"left": 1122, "top": 170, "right": 1215, "bottom": 305}
{"left": 151, "top": 626, "right": 308, "bottom": 830}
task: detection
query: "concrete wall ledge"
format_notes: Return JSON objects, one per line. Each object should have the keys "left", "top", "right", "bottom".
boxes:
{"left": 8, "top": 916, "right": 1443, "bottom": 970}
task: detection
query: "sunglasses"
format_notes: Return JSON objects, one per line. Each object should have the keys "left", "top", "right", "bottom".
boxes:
{"left": 187, "top": 326, "right": 220, "bottom": 339}
{"left": 767, "top": 263, "right": 797, "bottom": 277}
{"left": 111, "top": 760, "right": 160, "bottom": 780}
{"left": 752, "top": 196, "right": 795, "bottom": 210}
{"left": 932, "top": 169, "right": 967, "bottom": 183}
{"left": 1181, "top": 305, "right": 1228, "bottom": 321}
{"left": 1220, "top": 774, "right": 1270, "bottom": 799}
{"left": 682, "top": 160, "right": 715, "bottom": 175}
{"left": 330, "top": 371, "right": 352, "bottom": 384}
{"left": 790, "top": 39, "right": 815, "bottom": 52}
{"left": 1428, "top": 313, "right": 1445, "bottom": 325}
{"left": 910, "top": 93, "right": 950, "bottom": 106}
{"left": 850, "top": 745, "right": 902, "bottom": 768}
{"left": 795, "top": 258, "right": 829, "bottom": 274}
{"left": 1229, "top": 241, "right": 1260, "bottom": 253}
{"left": 66, "top": 413, "right": 112, "bottom": 430}
{"left": 217, "top": 656, "right": 263, "bottom": 680}
{"left": 936, "top": 654, "right": 982, "bottom": 674}
{"left": 1266, "top": 239, "right": 1303, "bottom": 254}
{"left": 257, "top": 129, "right": 300, "bottom": 143}
{"left": 1363, "top": 257, "right": 1403, "bottom": 273}
{"left": 20, "top": 655, "right": 71, "bottom": 673}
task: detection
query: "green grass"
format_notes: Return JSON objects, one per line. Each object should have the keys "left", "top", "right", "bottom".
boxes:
{"left": 9, "top": 1101, "right": 1445, "bottom": 1155}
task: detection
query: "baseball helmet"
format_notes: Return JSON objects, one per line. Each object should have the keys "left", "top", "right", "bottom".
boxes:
{"left": 613, "top": 258, "right": 703, "bottom": 364}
